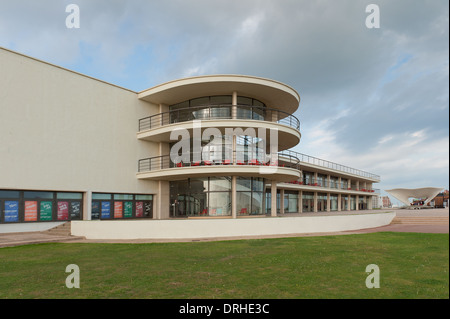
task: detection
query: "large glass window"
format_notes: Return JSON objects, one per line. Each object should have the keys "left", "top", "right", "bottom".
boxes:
{"left": 302, "top": 192, "right": 314, "bottom": 212}
{"left": 317, "top": 193, "right": 327, "bottom": 212}
{"left": 0, "top": 190, "right": 83, "bottom": 223}
{"left": 284, "top": 191, "right": 298, "bottom": 213}
{"left": 91, "top": 193, "right": 153, "bottom": 220}
{"left": 341, "top": 195, "right": 349, "bottom": 211}
{"left": 330, "top": 194, "right": 338, "bottom": 211}
{"left": 236, "top": 177, "right": 265, "bottom": 215}
{"left": 170, "top": 177, "right": 264, "bottom": 217}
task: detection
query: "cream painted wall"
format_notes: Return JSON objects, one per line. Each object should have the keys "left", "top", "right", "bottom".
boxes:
{"left": 0, "top": 48, "right": 158, "bottom": 195}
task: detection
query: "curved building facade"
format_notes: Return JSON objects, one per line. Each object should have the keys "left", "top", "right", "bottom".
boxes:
{"left": 0, "top": 47, "right": 382, "bottom": 236}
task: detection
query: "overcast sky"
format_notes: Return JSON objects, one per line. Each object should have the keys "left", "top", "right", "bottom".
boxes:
{"left": 0, "top": 0, "right": 448, "bottom": 203}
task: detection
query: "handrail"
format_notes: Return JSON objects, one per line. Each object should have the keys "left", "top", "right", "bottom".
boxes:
{"left": 138, "top": 151, "right": 300, "bottom": 172}
{"left": 282, "top": 149, "right": 380, "bottom": 181}
{"left": 138, "top": 104, "right": 300, "bottom": 131}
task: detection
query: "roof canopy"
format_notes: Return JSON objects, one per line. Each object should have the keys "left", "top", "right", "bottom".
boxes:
{"left": 385, "top": 187, "right": 444, "bottom": 206}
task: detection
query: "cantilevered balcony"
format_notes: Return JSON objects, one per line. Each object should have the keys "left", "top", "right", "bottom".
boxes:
{"left": 137, "top": 104, "right": 301, "bottom": 151}
{"left": 136, "top": 151, "right": 301, "bottom": 182}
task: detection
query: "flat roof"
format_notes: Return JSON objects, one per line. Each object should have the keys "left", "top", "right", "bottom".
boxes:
{"left": 138, "top": 74, "right": 301, "bottom": 114}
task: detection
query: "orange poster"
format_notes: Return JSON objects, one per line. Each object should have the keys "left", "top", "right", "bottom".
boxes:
{"left": 114, "top": 201, "right": 123, "bottom": 218}
{"left": 24, "top": 201, "right": 38, "bottom": 221}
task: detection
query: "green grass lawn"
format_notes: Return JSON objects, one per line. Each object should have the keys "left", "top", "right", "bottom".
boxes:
{"left": 0, "top": 232, "right": 448, "bottom": 299}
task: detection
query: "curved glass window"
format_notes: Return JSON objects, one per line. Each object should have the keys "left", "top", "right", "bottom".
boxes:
{"left": 236, "top": 177, "right": 265, "bottom": 216}
{"left": 169, "top": 177, "right": 265, "bottom": 217}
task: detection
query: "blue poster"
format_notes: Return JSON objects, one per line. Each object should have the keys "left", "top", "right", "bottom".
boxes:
{"left": 101, "top": 201, "right": 110, "bottom": 219}
{"left": 4, "top": 201, "right": 19, "bottom": 222}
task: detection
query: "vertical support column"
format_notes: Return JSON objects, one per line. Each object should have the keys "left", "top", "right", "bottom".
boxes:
{"left": 338, "top": 177, "right": 342, "bottom": 190}
{"left": 232, "top": 91, "right": 237, "bottom": 120}
{"left": 314, "top": 172, "right": 318, "bottom": 185}
{"left": 368, "top": 195, "right": 373, "bottom": 210}
{"left": 348, "top": 179, "right": 352, "bottom": 190}
{"left": 298, "top": 190, "right": 303, "bottom": 213}
{"left": 271, "top": 181, "right": 277, "bottom": 217}
{"left": 313, "top": 192, "right": 318, "bottom": 213}
{"left": 356, "top": 195, "right": 359, "bottom": 211}
{"left": 232, "top": 176, "right": 237, "bottom": 218}
{"left": 83, "top": 190, "right": 92, "bottom": 220}
{"left": 327, "top": 174, "right": 331, "bottom": 189}
{"left": 157, "top": 181, "right": 170, "bottom": 219}
{"left": 280, "top": 189, "right": 285, "bottom": 214}
{"left": 327, "top": 192, "right": 331, "bottom": 212}
{"left": 337, "top": 193, "right": 342, "bottom": 212}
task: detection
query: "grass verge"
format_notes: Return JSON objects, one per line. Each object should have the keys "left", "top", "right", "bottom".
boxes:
{"left": 0, "top": 232, "right": 448, "bottom": 299}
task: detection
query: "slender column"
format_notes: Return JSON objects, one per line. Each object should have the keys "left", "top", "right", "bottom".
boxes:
{"left": 83, "top": 190, "right": 92, "bottom": 220}
{"left": 327, "top": 192, "right": 331, "bottom": 212}
{"left": 337, "top": 193, "right": 342, "bottom": 212}
{"left": 368, "top": 195, "right": 373, "bottom": 210}
{"left": 280, "top": 189, "right": 285, "bottom": 214}
{"left": 271, "top": 181, "right": 277, "bottom": 217}
{"left": 313, "top": 192, "right": 318, "bottom": 213}
{"left": 232, "top": 91, "right": 237, "bottom": 119}
{"left": 232, "top": 176, "right": 237, "bottom": 218}
{"left": 298, "top": 190, "right": 303, "bottom": 213}
{"left": 356, "top": 195, "right": 359, "bottom": 211}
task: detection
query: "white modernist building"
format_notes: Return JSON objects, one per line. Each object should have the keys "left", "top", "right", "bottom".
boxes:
{"left": 0, "top": 46, "right": 392, "bottom": 239}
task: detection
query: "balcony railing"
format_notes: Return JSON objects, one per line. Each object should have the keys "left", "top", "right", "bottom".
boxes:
{"left": 138, "top": 104, "right": 300, "bottom": 132}
{"left": 285, "top": 179, "right": 380, "bottom": 193}
{"left": 138, "top": 151, "right": 300, "bottom": 173}
{"left": 282, "top": 149, "right": 380, "bottom": 181}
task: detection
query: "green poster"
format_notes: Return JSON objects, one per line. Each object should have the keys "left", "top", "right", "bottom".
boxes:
{"left": 40, "top": 201, "right": 53, "bottom": 221}
{"left": 124, "top": 202, "right": 133, "bottom": 218}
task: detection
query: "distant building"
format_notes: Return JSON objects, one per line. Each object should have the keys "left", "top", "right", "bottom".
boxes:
{"left": 433, "top": 190, "right": 449, "bottom": 208}
{"left": 381, "top": 196, "right": 392, "bottom": 208}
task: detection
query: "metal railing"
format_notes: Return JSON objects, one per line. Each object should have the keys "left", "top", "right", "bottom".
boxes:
{"left": 282, "top": 149, "right": 380, "bottom": 181}
{"left": 138, "top": 104, "right": 300, "bottom": 131}
{"left": 285, "top": 179, "right": 380, "bottom": 193}
{"left": 138, "top": 151, "right": 300, "bottom": 173}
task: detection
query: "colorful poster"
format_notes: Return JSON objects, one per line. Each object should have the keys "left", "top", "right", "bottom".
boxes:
{"left": 135, "top": 201, "right": 143, "bottom": 217}
{"left": 57, "top": 201, "right": 69, "bottom": 220}
{"left": 4, "top": 201, "right": 19, "bottom": 222}
{"left": 124, "top": 202, "right": 132, "bottom": 218}
{"left": 70, "top": 202, "right": 81, "bottom": 220}
{"left": 92, "top": 202, "right": 100, "bottom": 219}
{"left": 101, "top": 201, "right": 110, "bottom": 219}
{"left": 24, "top": 201, "right": 38, "bottom": 222}
{"left": 40, "top": 201, "right": 53, "bottom": 221}
{"left": 114, "top": 201, "right": 123, "bottom": 218}
{"left": 144, "top": 202, "right": 152, "bottom": 218}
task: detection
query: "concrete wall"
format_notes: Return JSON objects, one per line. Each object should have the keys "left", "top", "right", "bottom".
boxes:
{"left": 71, "top": 212, "right": 396, "bottom": 240}
{"left": 0, "top": 47, "right": 158, "bottom": 195}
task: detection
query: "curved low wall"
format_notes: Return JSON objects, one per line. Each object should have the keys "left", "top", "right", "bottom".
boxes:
{"left": 71, "top": 212, "right": 396, "bottom": 240}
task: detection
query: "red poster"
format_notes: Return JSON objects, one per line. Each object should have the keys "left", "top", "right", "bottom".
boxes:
{"left": 114, "top": 201, "right": 123, "bottom": 218}
{"left": 57, "top": 201, "right": 69, "bottom": 220}
{"left": 135, "top": 201, "right": 143, "bottom": 217}
{"left": 24, "top": 201, "right": 38, "bottom": 221}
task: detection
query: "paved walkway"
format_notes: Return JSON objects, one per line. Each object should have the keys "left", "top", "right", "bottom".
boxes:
{"left": 0, "top": 208, "right": 448, "bottom": 247}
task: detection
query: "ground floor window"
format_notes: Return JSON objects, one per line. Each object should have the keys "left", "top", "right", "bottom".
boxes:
{"left": 91, "top": 193, "right": 153, "bottom": 220}
{"left": 359, "top": 196, "right": 367, "bottom": 210}
{"left": 350, "top": 195, "right": 356, "bottom": 210}
{"left": 0, "top": 190, "right": 83, "bottom": 223}
{"left": 330, "top": 194, "right": 338, "bottom": 211}
{"left": 302, "top": 192, "right": 314, "bottom": 212}
{"left": 341, "top": 195, "right": 349, "bottom": 211}
{"left": 170, "top": 177, "right": 265, "bottom": 217}
{"left": 317, "top": 193, "right": 327, "bottom": 212}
